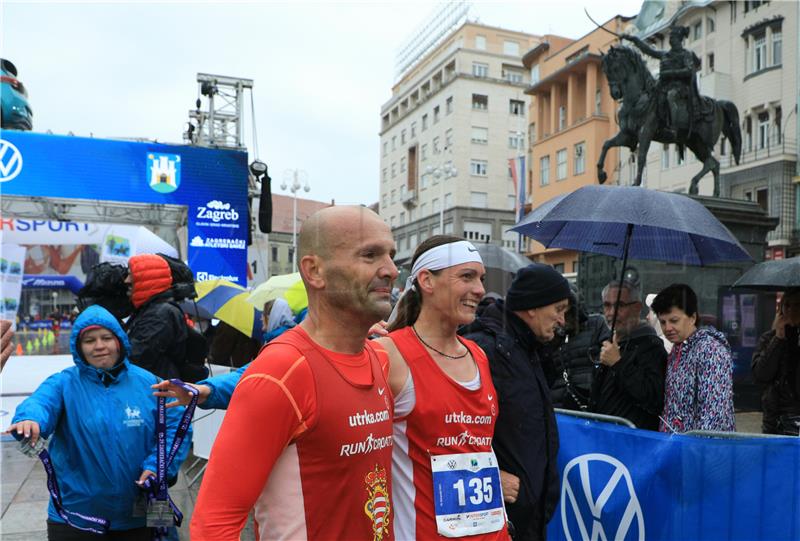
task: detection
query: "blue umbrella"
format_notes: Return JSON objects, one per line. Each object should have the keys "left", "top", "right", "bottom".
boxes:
{"left": 511, "top": 185, "right": 751, "bottom": 332}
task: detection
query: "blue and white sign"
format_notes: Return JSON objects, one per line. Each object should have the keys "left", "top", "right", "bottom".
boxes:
{"left": 550, "top": 414, "right": 800, "bottom": 541}
{"left": 431, "top": 451, "right": 505, "bottom": 537}
{"left": 0, "top": 131, "right": 249, "bottom": 284}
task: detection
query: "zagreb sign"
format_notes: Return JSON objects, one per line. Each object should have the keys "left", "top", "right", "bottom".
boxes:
{"left": 0, "top": 131, "right": 249, "bottom": 284}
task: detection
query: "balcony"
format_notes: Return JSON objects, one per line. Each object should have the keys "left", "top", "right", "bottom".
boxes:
{"left": 719, "top": 138, "right": 797, "bottom": 169}
{"left": 401, "top": 190, "right": 418, "bottom": 209}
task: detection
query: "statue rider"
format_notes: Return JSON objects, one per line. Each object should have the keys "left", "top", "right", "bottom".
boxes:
{"left": 622, "top": 24, "right": 701, "bottom": 141}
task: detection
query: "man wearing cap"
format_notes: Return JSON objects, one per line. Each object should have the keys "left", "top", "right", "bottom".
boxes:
{"left": 460, "top": 263, "right": 570, "bottom": 541}
{"left": 592, "top": 280, "right": 667, "bottom": 430}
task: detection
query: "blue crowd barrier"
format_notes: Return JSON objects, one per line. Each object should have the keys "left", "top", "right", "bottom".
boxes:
{"left": 548, "top": 412, "right": 800, "bottom": 541}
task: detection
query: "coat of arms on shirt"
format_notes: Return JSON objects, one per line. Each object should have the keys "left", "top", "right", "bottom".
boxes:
{"left": 364, "top": 464, "right": 391, "bottom": 540}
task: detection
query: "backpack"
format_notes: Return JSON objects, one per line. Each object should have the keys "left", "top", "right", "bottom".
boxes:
{"left": 157, "top": 253, "right": 196, "bottom": 301}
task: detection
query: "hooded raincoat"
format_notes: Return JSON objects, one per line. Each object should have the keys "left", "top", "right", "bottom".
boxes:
{"left": 12, "top": 305, "right": 190, "bottom": 531}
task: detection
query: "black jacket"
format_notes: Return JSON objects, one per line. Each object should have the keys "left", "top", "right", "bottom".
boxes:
{"left": 752, "top": 328, "right": 800, "bottom": 433}
{"left": 460, "top": 301, "right": 559, "bottom": 537}
{"left": 125, "top": 291, "right": 187, "bottom": 380}
{"left": 590, "top": 323, "right": 667, "bottom": 430}
{"left": 547, "top": 314, "right": 611, "bottom": 410}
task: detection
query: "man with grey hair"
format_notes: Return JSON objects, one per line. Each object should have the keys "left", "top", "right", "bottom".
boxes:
{"left": 590, "top": 280, "right": 667, "bottom": 430}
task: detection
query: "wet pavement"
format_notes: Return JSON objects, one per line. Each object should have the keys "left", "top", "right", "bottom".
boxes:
{"left": 0, "top": 412, "right": 765, "bottom": 539}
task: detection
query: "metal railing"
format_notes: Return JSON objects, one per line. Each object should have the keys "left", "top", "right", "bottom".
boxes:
{"left": 719, "top": 138, "right": 797, "bottom": 168}
{"left": 555, "top": 408, "right": 637, "bottom": 428}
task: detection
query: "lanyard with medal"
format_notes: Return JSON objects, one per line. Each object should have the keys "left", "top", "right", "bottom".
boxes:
{"left": 430, "top": 449, "right": 505, "bottom": 538}
{"left": 137, "top": 379, "right": 199, "bottom": 537}
{"left": 15, "top": 433, "right": 111, "bottom": 534}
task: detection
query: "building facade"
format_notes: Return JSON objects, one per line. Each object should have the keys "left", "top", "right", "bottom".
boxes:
{"left": 379, "top": 22, "right": 540, "bottom": 263}
{"left": 522, "top": 16, "right": 635, "bottom": 275}
{"left": 620, "top": 0, "right": 799, "bottom": 258}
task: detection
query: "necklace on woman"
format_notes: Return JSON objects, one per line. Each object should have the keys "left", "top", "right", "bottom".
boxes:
{"left": 412, "top": 325, "right": 469, "bottom": 359}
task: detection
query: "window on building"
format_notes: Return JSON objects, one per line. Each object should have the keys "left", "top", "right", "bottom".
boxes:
{"left": 432, "top": 224, "right": 441, "bottom": 236}
{"left": 390, "top": 189, "right": 396, "bottom": 203}
{"left": 382, "top": 168, "right": 387, "bottom": 183}
{"left": 433, "top": 136, "right": 440, "bottom": 154}
{"left": 444, "top": 222, "right": 454, "bottom": 235}
{"left": 529, "top": 122, "right": 536, "bottom": 144}
{"left": 508, "top": 194, "right": 516, "bottom": 210}
{"left": 420, "top": 202, "right": 427, "bottom": 215}
{"left": 472, "top": 62, "right": 489, "bottom": 78}
{"left": 475, "top": 35, "right": 486, "bottom": 50}
{"left": 409, "top": 232, "right": 418, "bottom": 250}
{"left": 692, "top": 20, "right": 702, "bottom": 41}
{"left": 472, "top": 94, "right": 488, "bottom": 110}
{"left": 382, "top": 194, "right": 387, "bottom": 208}
{"left": 445, "top": 193, "right": 453, "bottom": 208}
{"left": 409, "top": 207, "right": 415, "bottom": 221}
{"left": 558, "top": 106, "right": 566, "bottom": 129}
{"left": 772, "top": 30, "right": 782, "bottom": 66}
{"left": 400, "top": 157, "right": 406, "bottom": 172}
{"left": 707, "top": 53, "right": 715, "bottom": 73}
{"left": 595, "top": 89, "right": 602, "bottom": 114}
{"left": 661, "top": 144, "right": 670, "bottom": 169}
{"left": 744, "top": 190, "right": 752, "bottom": 201}
{"left": 399, "top": 211, "right": 405, "bottom": 225}
{"left": 503, "top": 41, "right": 520, "bottom": 56}
{"left": 391, "top": 163, "right": 396, "bottom": 178}
{"left": 471, "top": 127, "right": 489, "bottom": 144}
{"left": 530, "top": 64, "right": 540, "bottom": 84}
{"left": 707, "top": 16, "right": 715, "bottom": 33}
{"left": 288, "top": 248, "right": 294, "bottom": 264}
{"left": 754, "top": 34, "right": 767, "bottom": 72}
{"left": 446, "top": 96, "right": 453, "bottom": 114}
{"left": 421, "top": 144, "right": 428, "bottom": 161}
{"left": 574, "top": 142, "right": 586, "bottom": 174}
{"left": 504, "top": 70, "right": 523, "bottom": 84}
{"left": 271, "top": 246, "right": 278, "bottom": 262}
{"left": 392, "top": 136, "right": 396, "bottom": 150}
{"left": 509, "top": 132, "right": 523, "bottom": 150}
{"left": 756, "top": 188, "right": 768, "bottom": 212}
{"left": 382, "top": 142, "right": 387, "bottom": 156}
{"left": 433, "top": 105, "right": 440, "bottom": 124}
{"left": 470, "top": 192, "right": 488, "bottom": 208}
{"left": 400, "top": 129, "right": 406, "bottom": 144}
{"left": 775, "top": 106, "right": 782, "bottom": 144}
{"left": 390, "top": 215, "right": 396, "bottom": 227}
{"left": 411, "top": 122, "right": 417, "bottom": 138}
{"left": 509, "top": 100, "right": 525, "bottom": 116}
{"left": 745, "top": 116, "right": 752, "bottom": 151}
{"left": 540, "top": 155, "right": 550, "bottom": 185}
{"left": 553, "top": 263, "right": 565, "bottom": 274}
{"left": 556, "top": 149, "right": 567, "bottom": 180}
{"left": 445, "top": 128, "right": 453, "bottom": 147}
{"left": 432, "top": 198, "right": 440, "bottom": 213}
{"left": 758, "top": 112, "right": 770, "bottom": 149}
{"left": 422, "top": 114, "right": 428, "bottom": 130}
{"left": 470, "top": 159, "right": 488, "bottom": 176}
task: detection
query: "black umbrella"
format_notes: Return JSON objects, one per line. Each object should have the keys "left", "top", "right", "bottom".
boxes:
{"left": 472, "top": 243, "right": 531, "bottom": 274}
{"left": 731, "top": 257, "right": 800, "bottom": 291}
{"left": 511, "top": 185, "right": 751, "bottom": 334}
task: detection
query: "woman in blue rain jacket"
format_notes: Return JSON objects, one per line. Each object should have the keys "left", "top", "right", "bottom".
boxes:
{"left": 9, "top": 305, "right": 190, "bottom": 538}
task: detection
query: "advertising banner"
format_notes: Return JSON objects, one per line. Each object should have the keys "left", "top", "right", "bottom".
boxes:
{"left": 0, "top": 132, "right": 249, "bottom": 283}
{"left": 0, "top": 244, "right": 26, "bottom": 328}
{"left": 549, "top": 414, "right": 800, "bottom": 541}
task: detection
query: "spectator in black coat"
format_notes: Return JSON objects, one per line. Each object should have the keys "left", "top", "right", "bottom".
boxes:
{"left": 591, "top": 280, "right": 667, "bottom": 430}
{"left": 752, "top": 288, "right": 800, "bottom": 435}
{"left": 460, "top": 264, "right": 569, "bottom": 541}
{"left": 545, "top": 293, "right": 610, "bottom": 411}
{"left": 124, "top": 254, "right": 187, "bottom": 380}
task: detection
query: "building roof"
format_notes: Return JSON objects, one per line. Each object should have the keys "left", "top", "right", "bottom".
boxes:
{"left": 270, "top": 193, "right": 333, "bottom": 234}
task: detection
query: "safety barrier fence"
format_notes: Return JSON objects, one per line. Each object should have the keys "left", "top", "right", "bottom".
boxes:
{"left": 549, "top": 409, "right": 800, "bottom": 541}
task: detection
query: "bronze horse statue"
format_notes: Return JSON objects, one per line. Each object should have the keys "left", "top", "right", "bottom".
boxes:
{"left": 597, "top": 45, "right": 741, "bottom": 196}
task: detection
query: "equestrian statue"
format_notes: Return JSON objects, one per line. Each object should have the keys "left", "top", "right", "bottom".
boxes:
{"left": 596, "top": 24, "right": 741, "bottom": 196}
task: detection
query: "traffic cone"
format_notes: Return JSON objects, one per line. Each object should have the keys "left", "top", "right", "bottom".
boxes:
{"left": 15, "top": 343, "right": 23, "bottom": 356}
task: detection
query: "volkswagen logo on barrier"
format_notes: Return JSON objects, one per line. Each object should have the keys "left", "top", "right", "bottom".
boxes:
{"left": 0, "top": 139, "right": 23, "bottom": 183}
{"left": 561, "top": 453, "right": 645, "bottom": 541}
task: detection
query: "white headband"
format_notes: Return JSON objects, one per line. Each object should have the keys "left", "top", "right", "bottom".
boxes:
{"left": 387, "top": 241, "right": 483, "bottom": 326}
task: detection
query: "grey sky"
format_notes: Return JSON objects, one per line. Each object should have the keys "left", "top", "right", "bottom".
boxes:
{"left": 3, "top": 0, "right": 643, "bottom": 206}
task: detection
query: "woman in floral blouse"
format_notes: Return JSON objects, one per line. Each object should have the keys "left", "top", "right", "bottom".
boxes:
{"left": 651, "top": 283, "right": 735, "bottom": 433}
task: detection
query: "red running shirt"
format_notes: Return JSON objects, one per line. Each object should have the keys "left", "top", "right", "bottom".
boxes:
{"left": 190, "top": 326, "right": 394, "bottom": 541}
{"left": 388, "top": 326, "right": 508, "bottom": 541}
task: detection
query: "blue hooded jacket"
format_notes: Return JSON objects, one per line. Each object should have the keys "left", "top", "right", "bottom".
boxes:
{"left": 12, "top": 305, "right": 191, "bottom": 530}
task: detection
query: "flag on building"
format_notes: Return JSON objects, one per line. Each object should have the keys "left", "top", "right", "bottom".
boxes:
{"left": 508, "top": 156, "right": 526, "bottom": 223}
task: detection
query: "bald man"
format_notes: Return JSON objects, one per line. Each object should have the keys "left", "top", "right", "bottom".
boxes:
{"left": 191, "top": 206, "right": 399, "bottom": 541}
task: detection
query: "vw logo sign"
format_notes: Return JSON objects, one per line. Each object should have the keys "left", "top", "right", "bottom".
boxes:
{"left": 561, "top": 453, "right": 645, "bottom": 541}
{"left": 0, "top": 139, "right": 23, "bottom": 183}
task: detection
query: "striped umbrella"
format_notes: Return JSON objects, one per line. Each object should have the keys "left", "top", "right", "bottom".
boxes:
{"left": 192, "top": 279, "right": 262, "bottom": 338}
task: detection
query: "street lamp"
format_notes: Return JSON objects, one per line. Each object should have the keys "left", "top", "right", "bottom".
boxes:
{"left": 425, "top": 160, "right": 457, "bottom": 231}
{"left": 280, "top": 169, "right": 310, "bottom": 269}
